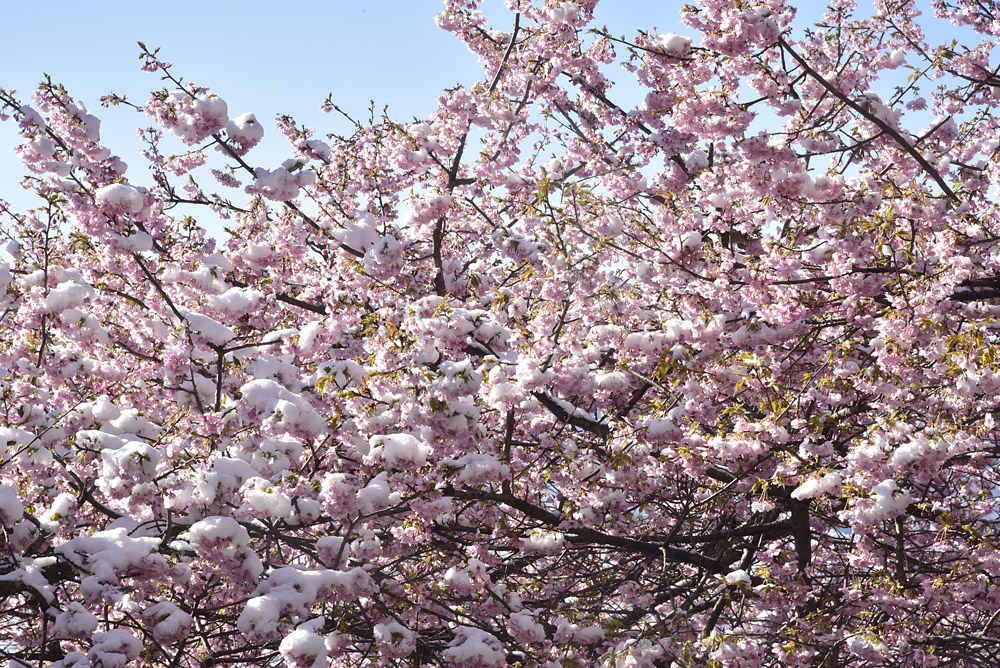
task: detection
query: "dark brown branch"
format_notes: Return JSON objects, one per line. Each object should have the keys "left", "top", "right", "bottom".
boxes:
{"left": 779, "top": 37, "right": 958, "bottom": 201}
{"left": 487, "top": 14, "right": 521, "bottom": 95}
{"left": 532, "top": 392, "right": 611, "bottom": 438}
{"left": 447, "top": 487, "right": 727, "bottom": 573}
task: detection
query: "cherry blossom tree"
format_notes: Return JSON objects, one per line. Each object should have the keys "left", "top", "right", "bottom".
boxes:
{"left": 2, "top": 0, "right": 1000, "bottom": 666}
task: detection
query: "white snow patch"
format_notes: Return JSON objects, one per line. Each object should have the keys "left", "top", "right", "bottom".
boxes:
{"left": 367, "top": 433, "right": 427, "bottom": 468}
{"left": 95, "top": 183, "right": 144, "bottom": 214}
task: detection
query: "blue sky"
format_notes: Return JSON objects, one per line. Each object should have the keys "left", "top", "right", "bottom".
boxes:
{"left": 0, "top": 1, "right": 689, "bottom": 214}
{"left": 0, "top": 0, "right": 974, "bottom": 218}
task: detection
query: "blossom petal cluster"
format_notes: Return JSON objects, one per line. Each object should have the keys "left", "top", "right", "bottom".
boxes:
{"left": 2, "top": 1, "right": 1000, "bottom": 667}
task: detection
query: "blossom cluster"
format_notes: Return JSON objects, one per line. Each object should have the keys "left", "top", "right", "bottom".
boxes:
{"left": 2, "top": 1, "right": 1000, "bottom": 667}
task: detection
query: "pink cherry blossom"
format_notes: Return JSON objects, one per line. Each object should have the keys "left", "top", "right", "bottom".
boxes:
{"left": 2, "top": 1, "right": 1000, "bottom": 666}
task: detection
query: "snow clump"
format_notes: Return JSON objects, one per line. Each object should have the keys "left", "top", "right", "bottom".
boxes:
{"left": 367, "top": 433, "right": 428, "bottom": 468}
{"left": 225, "top": 113, "right": 264, "bottom": 154}
{"left": 95, "top": 183, "right": 144, "bottom": 214}
{"left": 279, "top": 628, "right": 328, "bottom": 668}
{"left": 443, "top": 626, "right": 506, "bottom": 668}
{"left": 658, "top": 33, "right": 692, "bottom": 56}
{"left": 155, "top": 90, "right": 229, "bottom": 145}
{"left": 0, "top": 485, "right": 24, "bottom": 526}
{"left": 248, "top": 164, "right": 316, "bottom": 201}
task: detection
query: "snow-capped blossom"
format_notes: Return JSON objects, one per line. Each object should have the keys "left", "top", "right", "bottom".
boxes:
{"left": 87, "top": 630, "right": 143, "bottom": 668}
{"left": 94, "top": 183, "right": 144, "bottom": 215}
{"left": 368, "top": 433, "right": 428, "bottom": 468}
{"left": 657, "top": 32, "right": 692, "bottom": 56}
{"left": 791, "top": 471, "right": 843, "bottom": 500}
{"left": 240, "top": 477, "right": 293, "bottom": 519}
{"left": 39, "top": 492, "right": 76, "bottom": 532}
{"left": 0, "top": 485, "right": 24, "bottom": 526}
{"left": 148, "top": 89, "right": 229, "bottom": 145}
{"left": 41, "top": 652, "right": 88, "bottom": 668}
{"left": 279, "top": 628, "right": 328, "bottom": 668}
{"left": 331, "top": 213, "right": 380, "bottom": 252}
{"left": 507, "top": 610, "right": 545, "bottom": 644}
{"left": 363, "top": 233, "right": 404, "bottom": 278}
{"left": 723, "top": 569, "right": 751, "bottom": 587}
{"left": 887, "top": 434, "right": 948, "bottom": 471}
{"left": 53, "top": 602, "right": 99, "bottom": 639}
{"left": 373, "top": 620, "right": 417, "bottom": 658}
{"left": 303, "top": 139, "right": 332, "bottom": 161}
{"left": 355, "top": 471, "right": 400, "bottom": 513}
{"left": 846, "top": 634, "right": 888, "bottom": 662}
{"left": 237, "top": 595, "right": 281, "bottom": 642}
{"left": 206, "top": 286, "right": 264, "bottom": 314}
{"left": 225, "top": 112, "right": 264, "bottom": 154}
{"left": 181, "top": 309, "right": 237, "bottom": 346}
{"left": 554, "top": 617, "right": 606, "bottom": 644}
{"left": 100, "top": 440, "right": 161, "bottom": 486}
{"left": 315, "top": 535, "right": 345, "bottom": 567}
{"left": 185, "top": 516, "right": 251, "bottom": 557}
{"left": 442, "top": 558, "right": 488, "bottom": 595}
{"left": 521, "top": 529, "right": 565, "bottom": 555}
{"left": 18, "top": 104, "right": 45, "bottom": 130}
{"left": 56, "top": 526, "right": 169, "bottom": 584}
{"left": 862, "top": 479, "right": 913, "bottom": 522}
{"left": 443, "top": 627, "right": 506, "bottom": 668}
{"left": 112, "top": 230, "right": 153, "bottom": 253}
{"left": 442, "top": 453, "right": 508, "bottom": 484}
{"left": 238, "top": 378, "right": 326, "bottom": 436}
{"left": 42, "top": 279, "right": 94, "bottom": 313}
{"left": 247, "top": 165, "right": 315, "bottom": 201}
{"left": 143, "top": 601, "right": 192, "bottom": 644}
{"left": 316, "top": 359, "right": 365, "bottom": 390}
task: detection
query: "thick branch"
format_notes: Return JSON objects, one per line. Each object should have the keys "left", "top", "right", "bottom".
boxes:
{"left": 447, "top": 487, "right": 727, "bottom": 573}
{"left": 532, "top": 392, "right": 611, "bottom": 438}
{"left": 779, "top": 37, "right": 958, "bottom": 201}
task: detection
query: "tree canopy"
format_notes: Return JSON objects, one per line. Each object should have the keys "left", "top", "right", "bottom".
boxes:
{"left": 2, "top": 0, "right": 1000, "bottom": 666}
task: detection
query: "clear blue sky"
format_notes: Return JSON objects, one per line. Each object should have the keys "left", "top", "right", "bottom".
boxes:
{"left": 0, "top": 1, "right": 688, "bottom": 214}
{"left": 0, "top": 0, "right": 970, "bottom": 217}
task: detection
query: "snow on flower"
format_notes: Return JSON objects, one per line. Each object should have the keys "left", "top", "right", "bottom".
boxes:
{"left": 241, "top": 477, "right": 294, "bottom": 519}
{"left": 143, "top": 601, "right": 192, "bottom": 644}
{"left": 863, "top": 479, "right": 913, "bottom": 522}
{"left": 356, "top": 471, "right": 400, "bottom": 513}
{"left": 279, "top": 628, "right": 328, "bottom": 668}
{"left": 87, "top": 630, "right": 142, "bottom": 668}
{"left": 185, "top": 516, "right": 251, "bottom": 557}
{"left": 723, "top": 569, "right": 751, "bottom": 586}
{"left": 791, "top": 471, "right": 843, "bottom": 500}
{"left": 247, "top": 165, "right": 316, "bottom": 201}
{"left": 56, "top": 526, "right": 167, "bottom": 585}
{"left": 0, "top": 485, "right": 24, "bottom": 527}
{"left": 373, "top": 619, "right": 417, "bottom": 658}
{"left": 206, "top": 286, "right": 264, "bottom": 314}
{"left": 237, "top": 595, "right": 281, "bottom": 641}
{"left": 442, "top": 626, "right": 506, "bottom": 668}
{"left": 95, "top": 183, "right": 144, "bottom": 214}
{"left": 225, "top": 112, "right": 264, "bottom": 154}
{"left": 53, "top": 602, "right": 99, "bottom": 639}
{"left": 238, "top": 378, "right": 326, "bottom": 436}
{"left": 521, "top": 529, "right": 565, "bottom": 555}
{"left": 331, "top": 213, "right": 380, "bottom": 252}
{"left": 507, "top": 610, "right": 545, "bottom": 644}
{"left": 42, "top": 279, "right": 94, "bottom": 313}
{"left": 367, "top": 432, "right": 428, "bottom": 468}
{"left": 181, "top": 309, "right": 237, "bottom": 346}
{"left": 658, "top": 32, "right": 692, "bottom": 56}
{"left": 153, "top": 90, "right": 229, "bottom": 145}
{"left": 442, "top": 453, "right": 508, "bottom": 484}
